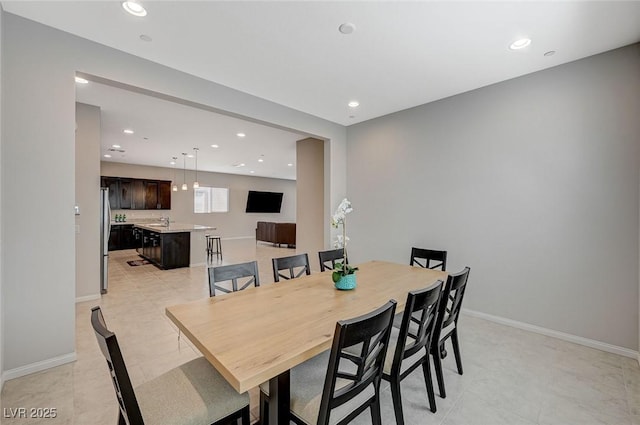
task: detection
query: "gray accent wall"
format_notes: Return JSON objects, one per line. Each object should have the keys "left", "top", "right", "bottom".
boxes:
{"left": 347, "top": 44, "right": 640, "bottom": 350}
{"left": 1, "top": 12, "right": 346, "bottom": 377}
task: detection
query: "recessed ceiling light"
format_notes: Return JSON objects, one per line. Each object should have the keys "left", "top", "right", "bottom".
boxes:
{"left": 187, "top": 154, "right": 194, "bottom": 158}
{"left": 509, "top": 38, "right": 531, "bottom": 50}
{"left": 169, "top": 161, "right": 176, "bottom": 165}
{"left": 75, "top": 76, "right": 88, "bottom": 84}
{"left": 104, "top": 154, "right": 112, "bottom": 158}
{"left": 236, "top": 133, "right": 246, "bottom": 138}
{"left": 112, "top": 144, "right": 121, "bottom": 149}
{"left": 211, "top": 144, "right": 219, "bottom": 148}
{"left": 338, "top": 23, "right": 356, "bottom": 35}
{"left": 250, "top": 171, "right": 255, "bottom": 174}
{"left": 122, "top": 1, "right": 147, "bottom": 17}
{"left": 348, "top": 101, "right": 359, "bottom": 108}
{"left": 287, "top": 163, "right": 293, "bottom": 167}
{"left": 239, "top": 163, "right": 246, "bottom": 167}
{"left": 544, "top": 50, "right": 556, "bottom": 57}
{"left": 123, "top": 129, "right": 134, "bottom": 134}
{"left": 139, "top": 34, "right": 152, "bottom": 42}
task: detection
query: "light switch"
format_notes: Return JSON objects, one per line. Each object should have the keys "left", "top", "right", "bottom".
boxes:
{"left": 74, "top": 205, "right": 80, "bottom": 215}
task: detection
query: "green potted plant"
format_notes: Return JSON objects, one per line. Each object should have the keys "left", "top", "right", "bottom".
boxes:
{"left": 331, "top": 198, "right": 358, "bottom": 289}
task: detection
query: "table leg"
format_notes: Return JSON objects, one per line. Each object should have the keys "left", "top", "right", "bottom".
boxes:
{"left": 268, "top": 370, "right": 290, "bottom": 425}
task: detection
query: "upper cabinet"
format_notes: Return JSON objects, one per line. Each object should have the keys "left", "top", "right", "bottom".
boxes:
{"left": 101, "top": 176, "right": 172, "bottom": 210}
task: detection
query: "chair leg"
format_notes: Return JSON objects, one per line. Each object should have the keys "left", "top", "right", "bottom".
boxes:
{"left": 370, "top": 396, "right": 383, "bottom": 425}
{"left": 259, "top": 390, "right": 269, "bottom": 425}
{"left": 118, "top": 412, "right": 127, "bottom": 425}
{"left": 451, "top": 329, "right": 463, "bottom": 375}
{"left": 421, "top": 357, "right": 437, "bottom": 413}
{"left": 390, "top": 378, "right": 405, "bottom": 425}
{"left": 241, "top": 405, "right": 251, "bottom": 425}
{"left": 432, "top": 347, "right": 446, "bottom": 399}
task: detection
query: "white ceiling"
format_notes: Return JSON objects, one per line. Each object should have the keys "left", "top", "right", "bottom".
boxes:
{"left": 4, "top": 1, "right": 640, "bottom": 177}
{"left": 76, "top": 80, "right": 303, "bottom": 180}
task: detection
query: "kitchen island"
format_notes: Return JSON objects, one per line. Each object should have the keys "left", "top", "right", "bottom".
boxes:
{"left": 133, "top": 223, "right": 214, "bottom": 269}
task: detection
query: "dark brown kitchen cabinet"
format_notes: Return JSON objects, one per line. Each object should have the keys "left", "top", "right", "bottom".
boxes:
{"left": 145, "top": 181, "right": 158, "bottom": 209}
{"left": 139, "top": 228, "right": 190, "bottom": 269}
{"left": 119, "top": 179, "right": 133, "bottom": 209}
{"left": 108, "top": 225, "right": 137, "bottom": 251}
{"left": 101, "top": 176, "right": 172, "bottom": 210}
{"left": 158, "top": 181, "right": 172, "bottom": 209}
{"left": 101, "top": 177, "right": 121, "bottom": 209}
{"left": 131, "top": 180, "right": 145, "bottom": 209}
{"left": 108, "top": 226, "right": 121, "bottom": 251}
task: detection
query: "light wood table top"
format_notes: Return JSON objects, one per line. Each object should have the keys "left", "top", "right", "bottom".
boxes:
{"left": 165, "top": 260, "right": 446, "bottom": 393}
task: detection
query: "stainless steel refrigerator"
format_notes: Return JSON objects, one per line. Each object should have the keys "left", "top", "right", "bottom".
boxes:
{"left": 100, "top": 187, "right": 112, "bottom": 294}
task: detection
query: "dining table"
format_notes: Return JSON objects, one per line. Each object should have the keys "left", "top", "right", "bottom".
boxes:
{"left": 165, "top": 260, "right": 447, "bottom": 425}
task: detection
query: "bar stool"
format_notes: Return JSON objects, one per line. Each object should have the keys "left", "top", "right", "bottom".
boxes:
{"left": 205, "top": 234, "right": 223, "bottom": 262}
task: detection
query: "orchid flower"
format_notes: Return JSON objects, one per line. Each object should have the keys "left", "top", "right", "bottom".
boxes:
{"left": 330, "top": 198, "right": 357, "bottom": 278}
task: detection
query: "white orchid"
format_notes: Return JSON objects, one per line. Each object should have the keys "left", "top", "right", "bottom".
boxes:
{"left": 330, "top": 198, "right": 357, "bottom": 279}
{"left": 333, "top": 235, "right": 350, "bottom": 249}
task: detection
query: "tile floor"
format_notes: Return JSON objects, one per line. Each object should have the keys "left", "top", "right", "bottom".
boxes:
{"left": 1, "top": 238, "right": 640, "bottom": 425}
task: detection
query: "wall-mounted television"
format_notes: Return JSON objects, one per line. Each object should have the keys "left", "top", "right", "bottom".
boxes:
{"left": 245, "top": 190, "right": 283, "bottom": 213}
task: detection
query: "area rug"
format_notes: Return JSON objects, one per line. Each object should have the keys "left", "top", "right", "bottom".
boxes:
{"left": 127, "top": 259, "right": 151, "bottom": 267}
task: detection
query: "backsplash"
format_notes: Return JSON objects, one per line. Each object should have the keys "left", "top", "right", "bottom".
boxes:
{"left": 111, "top": 210, "right": 173, "bottom": 223}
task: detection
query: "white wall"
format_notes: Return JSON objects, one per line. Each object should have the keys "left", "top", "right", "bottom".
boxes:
{"left": 1, "top": 12, "right": 346, "bottom": 378}
{"left": 75, "top": 103, "right": 101, "bottom": 301}
{"left": 347, "top": 45, "right": 640, "bottom": 350}
{"left": 101, "top": 161, "right": 296, "bottom": 237}
{"left": 0, "top": 3, "right": 5, "bottom": 390}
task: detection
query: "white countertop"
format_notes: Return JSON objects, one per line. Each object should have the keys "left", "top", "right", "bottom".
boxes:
{"left": 134, "top": 223, "right": 215, "bottom": 233}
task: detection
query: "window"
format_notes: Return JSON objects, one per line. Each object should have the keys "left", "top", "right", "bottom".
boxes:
{"left": 194, "top": 187, "right": 229, "bottom": 213}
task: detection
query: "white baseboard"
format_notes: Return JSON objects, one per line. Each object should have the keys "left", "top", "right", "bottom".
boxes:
{"left": 462, "top": 308, "right": 639, "bottom": 359}
{"left": 3, "top": 352, "right": 77, "bottom": 382}
{"left": 75, "top": 294, "right": 101, "bottom": 303}
{"left": 224, "top": 236, "right": 254, "bottom": 241}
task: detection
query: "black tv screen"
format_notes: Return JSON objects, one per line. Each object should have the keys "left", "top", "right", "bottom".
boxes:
{"left": 246, "top": 191, "right": 283, "bottom": 213}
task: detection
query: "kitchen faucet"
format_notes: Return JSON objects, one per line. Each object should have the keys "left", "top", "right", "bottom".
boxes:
{"left": 160, "top": 215, "right": 170, "bottom": 227}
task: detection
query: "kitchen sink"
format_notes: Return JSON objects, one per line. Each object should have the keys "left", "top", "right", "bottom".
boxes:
{"left": 146, "top": 223, "right": 167, "bottom": 227}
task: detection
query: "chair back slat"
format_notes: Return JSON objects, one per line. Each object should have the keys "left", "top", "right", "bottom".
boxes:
{"left": 393, "top": 281, "right": 443, "bottom": 370}
{"left": 410, "top": 247, "right": 447, "bottom": 271}
{"left": 316, "top": 300, "right": 397, "bottom": 425}
{"left": 433, "top": 267, "right": 470, "bottom": 342}
{"left": 318, "top": 248, "right": 346, "bottom": 272}
{"left": 209, "top": 261, "right": 260, "bottom": 297}
{"left": 91, "top": 307, "right": 145, "bottom": 425}
{"left": 272, "top": 253, "right": 311, "bottom": 282}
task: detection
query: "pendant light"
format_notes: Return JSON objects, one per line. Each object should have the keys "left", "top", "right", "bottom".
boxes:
{"left": 192, "top": 147, "right": 200, "bottom": 189}
{"left": 181, "top": 153, "right": 188, "bottom": 191}
{"left": 171, "top": 156, "right": 178, "bottom": 191}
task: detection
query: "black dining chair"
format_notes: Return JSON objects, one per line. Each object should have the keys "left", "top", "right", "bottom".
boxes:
{"left": 272, "top": 253, "right": 311, "bottom": 282}
{"left": 431, "top": 267, "right": 471, "bottom": 399}
{"left": 318, "top": 248, "right": 345, "bottom": 272}
{"left": 208, "top": 260, "right": 260, "bottom": 297}
{"left": 382, "top": 281, "right": 443, "bottom": 423}
{"left": 410, "top": 247, "right": 448, "bottom": 271}
{"left": 260, "top": 300, "right": 397, "bottom": 425}
{"left": 90, "top": 306, "right": 250, "bottom": 425}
